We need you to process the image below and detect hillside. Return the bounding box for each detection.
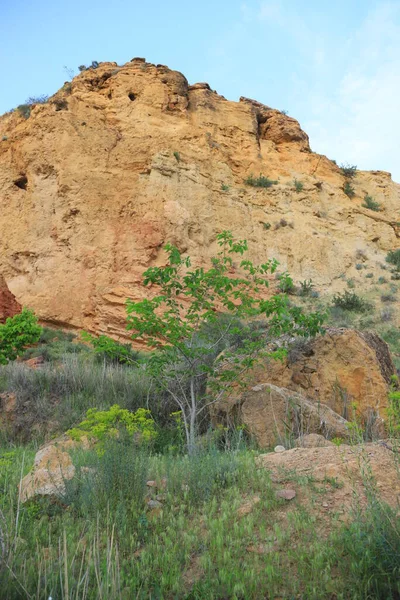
[1,58,399,338]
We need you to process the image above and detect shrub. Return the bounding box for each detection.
[362,195,381,212]
[52,98,68,111]
[244,174,278,188]
[365,273,373,279]
[67,405,157,444]
[65,440,149,518]
[25,95,48,105]
[278,271,295,294]
[293,179,304,192]
[299,279,314,296]
[332,291,373,313]
[262,222,271,230]
[378,276,387,284]
[355,264,363,270]
[381,294,396,303]
[386,249,400,271]
[343,182,355,198]
[0,309,41,365]
[81,331,140,365]
[173,151,180,162]
[78,65,87,72]
[221,183,229,191]
[340,163,357,178]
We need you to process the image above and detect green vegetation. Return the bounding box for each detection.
[386,249,400,271]
[343,181,356,198]
[0,309,41,365]
[221,183,229,191]
[244,174,278,188]
[332,290,373,313]
[173,151,181,162]
[262,221,271,230]
[299,279,314,296]
[126,232,324,452]
[68,405,157,444]
[340,163,357,178]
[293,178,304,192]
[81,331,140,365]
[362,194,381,212]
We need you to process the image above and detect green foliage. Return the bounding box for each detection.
[65,440,149,519]
[81,331,140,365]
[244,174,278,188]
[362,194,381,211]
[78,64,87,71]
[355,263,363,270]
[343,181,355,197]
[378,276,387,284]
[16,104,31,119]
[299,279,314,296]
[332,291,373,313]
[221,183,229,191]
[386,249,400,271]
[278,271,295,293]
[293,178,304,192]
[67,405,157,444]
[333,498,400,599]
[262,221,271,230]
[22,327,85,362]
[0,309,41,365]
[126,231,325,452]
[173,151,181,162]
[340,163,357,178]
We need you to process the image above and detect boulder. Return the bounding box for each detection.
[212,383,352,449]
[238,329,394,420]
[20,436,90,502]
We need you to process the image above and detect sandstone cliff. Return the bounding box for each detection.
[0,58,399,337]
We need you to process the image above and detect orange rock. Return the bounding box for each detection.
[0,60,398,338]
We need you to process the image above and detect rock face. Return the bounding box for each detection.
[0,275,21,323]
[0,59,399,337]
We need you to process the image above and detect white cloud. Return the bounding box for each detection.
[304,2,400,181]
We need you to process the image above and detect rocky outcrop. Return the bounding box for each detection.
[0,275,21,323]
[211,329,393,446]
[256,442,400,512]
[0,60,399,337]
[212,382,352,448]
[243,329,394,419]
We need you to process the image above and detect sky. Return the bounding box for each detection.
[1,0,399,181]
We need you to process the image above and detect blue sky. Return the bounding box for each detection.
[1,0,399,181]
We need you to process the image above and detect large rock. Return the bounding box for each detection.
[239,329,394,420]
[0,60,399,338]
[212,382,352,448]
[20,436,90,502]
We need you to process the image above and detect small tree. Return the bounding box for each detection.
[0,309,41,365]
[126,232,325,453]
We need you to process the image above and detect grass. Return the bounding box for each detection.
[343,181,356,198]
[2,328,400,598]
[1,439,400,599]
[332,290,373,313]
